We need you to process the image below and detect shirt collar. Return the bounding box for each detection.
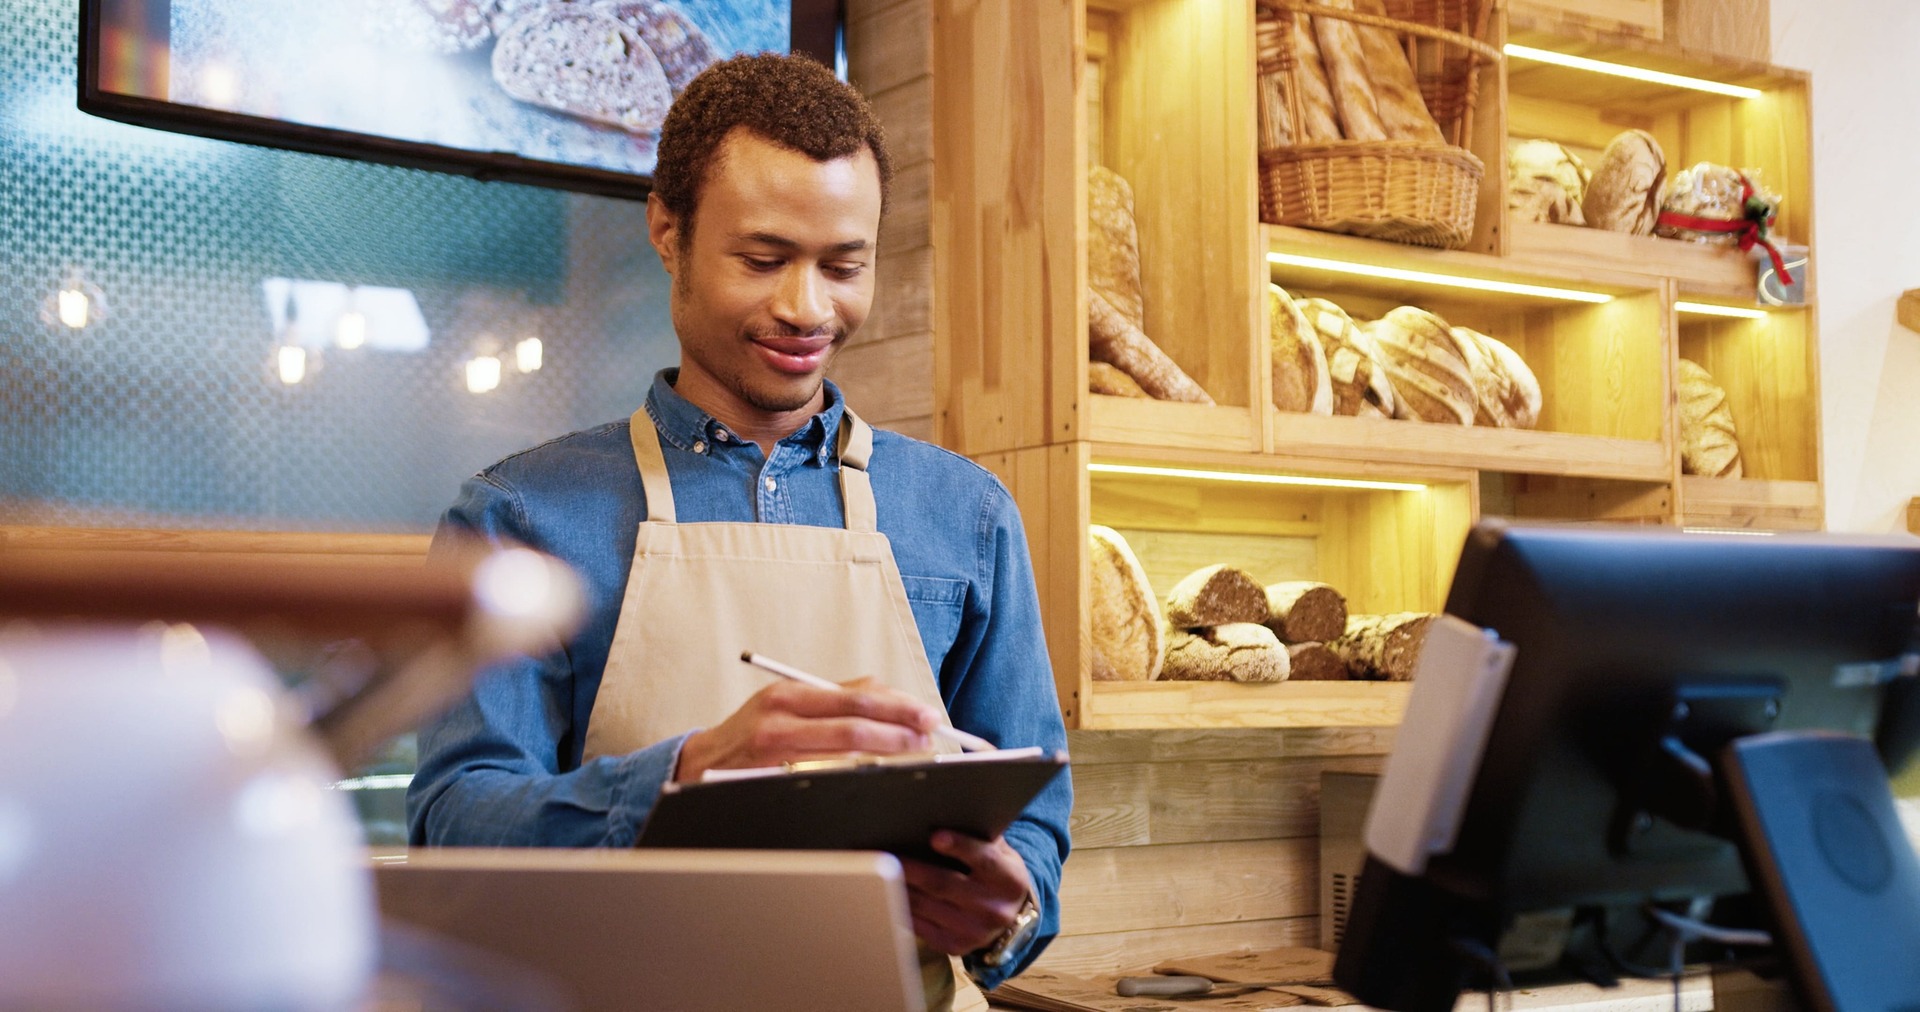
[643,368,846,458]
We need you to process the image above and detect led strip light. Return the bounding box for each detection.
[1265,251,1613,304]
[1090,461,1427,493]
[1504,44,1763,100]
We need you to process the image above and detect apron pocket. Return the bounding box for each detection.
[901,575,967,676]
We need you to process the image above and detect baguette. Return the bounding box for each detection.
[1350,0,1444,142]
[1089,361,1149,398]
[1088,290,1213,403]
[1312,0,1388,141]
[1289,11,1344,142]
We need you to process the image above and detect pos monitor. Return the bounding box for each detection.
[1335,520,1920,1012]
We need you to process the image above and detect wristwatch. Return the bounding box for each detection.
[976,893,1042,969]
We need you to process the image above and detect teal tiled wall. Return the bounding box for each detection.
[1,0,679,532]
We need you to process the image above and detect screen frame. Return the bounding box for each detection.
[76,0,846,201]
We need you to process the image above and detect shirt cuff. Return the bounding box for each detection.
[602,731,694,847]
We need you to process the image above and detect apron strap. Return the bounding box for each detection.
[629,405,877,533]
[838,410,878,534]
[629,409,677,523]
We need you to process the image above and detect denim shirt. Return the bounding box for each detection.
[406,370,1072,983]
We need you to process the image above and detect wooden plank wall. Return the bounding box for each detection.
[1040,727,1392,976]
[838,0,937,441]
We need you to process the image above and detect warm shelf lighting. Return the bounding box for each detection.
[1675,301,1769,320]
[1089,462,1426,493]
[1682,526,1777,537]
[1504,44,1763,100]
[1265,251,1613,304]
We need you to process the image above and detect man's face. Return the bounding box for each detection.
[648,128,883,417]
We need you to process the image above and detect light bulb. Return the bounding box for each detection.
[335,311,367,349]
[55,289,90,329]
[515,337,543,373]
[466,356,502,394]
[277,346,308,385]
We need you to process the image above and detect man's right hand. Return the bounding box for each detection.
[673,677,942,783]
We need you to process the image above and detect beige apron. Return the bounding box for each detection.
[583,406,990,1012]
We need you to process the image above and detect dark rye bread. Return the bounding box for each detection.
[598,0,721,94]
[1165,565,1269,629]
[1264,581,1348,644]
[1329,613,1435,682]
[492,5,673,134]
[1286,642,1348,681]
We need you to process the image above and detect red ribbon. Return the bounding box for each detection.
[1656,174,1794,284]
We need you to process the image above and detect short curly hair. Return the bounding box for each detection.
[652,53,893,245]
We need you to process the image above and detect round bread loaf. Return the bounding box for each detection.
[1297,297,1395,418]
[492,6,674,134]
[1508,139,1590,226]
[599,0,721,95]
[1678,359,1744,478]
[1269,286,1334,415]
[1163,624,1291,683]
[1165,564,1269,629]
[1583,129,1666,236]
[1367,307,1476,425]
[1089,526,1163,681]
[1452,326,1542,429]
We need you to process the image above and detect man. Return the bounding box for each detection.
[406,54,1071,1006]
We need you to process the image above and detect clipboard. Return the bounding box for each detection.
[635,748,1069,869]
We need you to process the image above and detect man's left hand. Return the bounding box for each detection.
[902,830,1034,956]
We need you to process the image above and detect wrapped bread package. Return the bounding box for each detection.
[1452,326,1542,429]
[1656,163,1782,248]
[1297,298,1396,418]
[1164,624,1292,683]
[1269,286,1334,415]
[1367,307,1477,425]
[1678,359,1744,478]
[1088,526,1163,681]
[1583,130,1667,235]
[1508,139,1590,226]
[1165,565,1270,629]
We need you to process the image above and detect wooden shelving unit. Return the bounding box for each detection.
[916,0,1822,730]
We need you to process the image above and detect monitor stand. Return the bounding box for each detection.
[1719,730,1920,1012]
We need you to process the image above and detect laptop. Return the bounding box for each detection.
[373,848,927,1012]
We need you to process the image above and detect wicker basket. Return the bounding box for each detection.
[1255,0,1502,249]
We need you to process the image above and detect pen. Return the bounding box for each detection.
[739,651,997,753]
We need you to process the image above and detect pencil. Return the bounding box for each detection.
[740,651,997,753]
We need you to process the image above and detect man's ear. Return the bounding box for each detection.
[646,193,681,274]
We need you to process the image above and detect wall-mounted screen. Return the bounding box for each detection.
[79,0,843,199]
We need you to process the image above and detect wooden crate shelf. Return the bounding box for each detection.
[1079,680,1412,730]
[1270,413,1669,482]
[1509,221,1758,304]
[1680,476,1822,532]
[916,0,1824,729]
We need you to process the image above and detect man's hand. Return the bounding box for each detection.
[903,831,1035,956]
[674,677,940,782]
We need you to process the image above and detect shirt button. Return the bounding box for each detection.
[714,429,732,442]
[692,440,707,454]
[764,477,777,492]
